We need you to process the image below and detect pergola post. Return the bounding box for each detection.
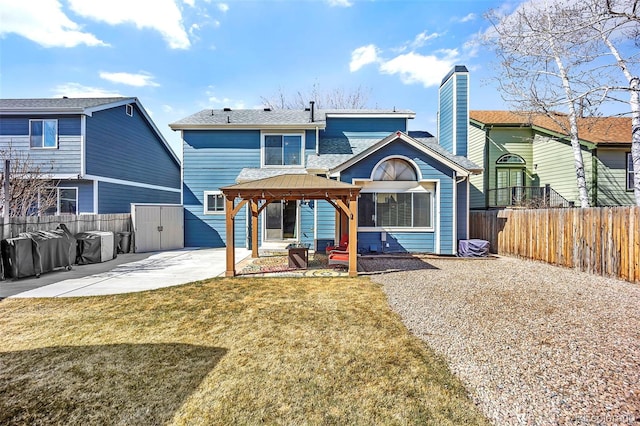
[348,195,358,277]
[251,199,259,258]
[225,196,235,277]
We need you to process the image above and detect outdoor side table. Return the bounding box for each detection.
[287,244,309,269]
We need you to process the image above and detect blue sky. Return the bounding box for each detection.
[0,0,538,156]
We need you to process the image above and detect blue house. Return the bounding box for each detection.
[171,66,480,256]
[0,97,181,214]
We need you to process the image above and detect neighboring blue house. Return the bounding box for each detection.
[0,97,181,214]
[171,66,481,255]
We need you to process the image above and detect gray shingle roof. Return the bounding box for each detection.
[170,108,415,128]
[307,137,382,170]
[0,97,132,111]
[307,133,482,173]
[171,109,323,128]
[237,167,308,182]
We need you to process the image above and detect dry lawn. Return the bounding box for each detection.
[0,277,488,425]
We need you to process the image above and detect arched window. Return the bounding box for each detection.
[496,153,526,164]
[372,158,417,181]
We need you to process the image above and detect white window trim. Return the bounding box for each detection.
[627,152,634,191]
[126,104,134,117]
[204,190,225,215]
[57,187,78,215]
[41,187,78,215]
[260,132,305,168]
[370,155,423,181]
[29,119,58,149]
[357,185,435,232]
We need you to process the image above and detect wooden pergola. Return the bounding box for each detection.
[220,174,361,277]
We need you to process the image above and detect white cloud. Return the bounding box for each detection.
[206,88,245,109]
[51,83,123,98]
[458,13,477,23]
[183,0,195,6]
[0,0,106,48]
[349,45,379,72]
[327,0,352,7]
[379,50,459,88]
[99,71,160,87]
[67,0,191,49]
[217,3,229,13]
[410,31,442,49]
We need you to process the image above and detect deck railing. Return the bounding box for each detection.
[487,185,574,209]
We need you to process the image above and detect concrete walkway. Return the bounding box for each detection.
[3,247,251,298]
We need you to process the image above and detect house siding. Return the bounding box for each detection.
[85,104,179,188]
[595,148,635,206]
[183,129,261,247]
[456,179,468,240]
[97,181,180,214]
[468,124,486,209]
[439,81,454,154]
[487,127,536,192]
[340,139,456,254]
[57,179,94,213]
[532,134,594,205]
[321,117,407,138]
[455,73,469,157]
[0,115,82,175]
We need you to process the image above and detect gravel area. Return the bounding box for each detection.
[365,255,640,425]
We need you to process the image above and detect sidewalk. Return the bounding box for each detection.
[1,247,251,299]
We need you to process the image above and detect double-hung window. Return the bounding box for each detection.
[627,153,635,191]
[30,119,58,148]
[263,134,303,166]
[358,191,432,228]
[204,191,225,214]
[41,187,78,215]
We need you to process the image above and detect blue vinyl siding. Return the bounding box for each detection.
[305,129,316,152]
[455,74,469,157]
[183,130,261,247]
[439,80,454,154]
[300,202,314,246]
[97,181,180,213]
[322,117,407,138]
[0,116,80,136]
[341,139,456,254]
[456,180,468,241]
[0,116,82,175]
[358,231,435,254]
[57,180,94,213]
[85,104,180,188]
[316,200,336,239]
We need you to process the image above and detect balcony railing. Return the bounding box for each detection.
[488,185,574,209]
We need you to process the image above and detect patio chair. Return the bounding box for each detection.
[325,234,349,254]
[328,248,350,268]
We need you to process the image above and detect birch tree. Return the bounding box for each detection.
[484,1,609,208]
[588,0,640,204]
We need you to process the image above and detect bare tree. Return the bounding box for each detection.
[484,1,604,207]
[261,83,371,110]
[1,145,57,217]
[588,0,640,205]
[485,0,640,206]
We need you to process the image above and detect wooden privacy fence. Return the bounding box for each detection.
[0,214,132,240]
[470,207,640,284]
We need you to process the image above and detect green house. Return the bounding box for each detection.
[468,111,634,209]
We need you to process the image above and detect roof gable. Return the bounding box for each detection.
[328,131,481,176]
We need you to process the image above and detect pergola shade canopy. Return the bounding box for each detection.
[220,173,360,199]
[220,174,361,277]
